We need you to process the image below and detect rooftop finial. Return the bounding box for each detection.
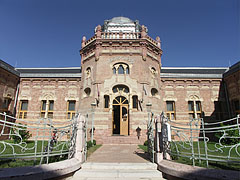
[156,36,161,48]
[81,36,86,48]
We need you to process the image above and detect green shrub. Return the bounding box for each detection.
[11,123,32,143]
[93,139,96,146]
[215,123,240,145]
[144,140,148,146]
[87,140,96,149]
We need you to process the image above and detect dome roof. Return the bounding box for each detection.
[109,16,134,24]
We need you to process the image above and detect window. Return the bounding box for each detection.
[2,98,11,111]
[86,67,91,78]
[18,100,28,119]
[151,88,158,96]
[132,95,138,109]
[104,95,110,108]
[112,85,129,93]
[113,67,116,74]
[188,101,202,119]
[126,67,129,74]
[118,65,124,74]
[41,100,54,119]
[166,101,175,120]
[150,67,157,77]
[84,88,91,96]
[112,63,129,75]
[67,100,76,119]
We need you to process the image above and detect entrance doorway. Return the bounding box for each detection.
[112,96,129,135]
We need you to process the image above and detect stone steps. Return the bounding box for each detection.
[81,162,158,170]
[71,162,164,180]
[100,136,142,144]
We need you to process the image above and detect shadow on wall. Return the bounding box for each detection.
[0,113,16,140]
[200,81,231,142]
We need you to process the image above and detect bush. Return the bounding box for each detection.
[93,139,96,146]
[11,123,32,143]
[215,123,240,145]
[144,140,148,146]
[87,140,96,149]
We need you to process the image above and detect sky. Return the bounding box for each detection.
[0,0,239,68]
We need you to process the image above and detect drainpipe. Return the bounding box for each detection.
[223,81,231,118]
[13,82,20,117]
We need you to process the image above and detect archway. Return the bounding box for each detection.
[112,96,129,135]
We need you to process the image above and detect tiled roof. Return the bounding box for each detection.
[223,61,240,78]
[0,59,20,76]
[161,67,228,79]
[16,67,81,78]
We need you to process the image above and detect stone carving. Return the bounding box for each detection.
[108,56,135,64]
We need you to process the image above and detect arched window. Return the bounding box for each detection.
[113,67,116,74]
[113,96,128,105]
[104,95,110,108]
[112,85,129,93]
[84,88,91,96]
[126,67,129,74]
[118,65,124,74]
[150,67,157,77]
[86,67,91,78]
[112,63,130,75]
[132,95,138,109]
[151,88,158,96]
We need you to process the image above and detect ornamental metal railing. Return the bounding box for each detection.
[147,112,155,162]
[0,112,78,166]
[160,113,240,169]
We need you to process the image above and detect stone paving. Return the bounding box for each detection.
[69,144,165,180]
[87,144,150,163]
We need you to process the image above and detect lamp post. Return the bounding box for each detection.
[91,102,96,143]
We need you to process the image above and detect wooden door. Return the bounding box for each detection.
[120,106,128,135]
[112,96,129,135]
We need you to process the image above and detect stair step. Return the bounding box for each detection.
[82,162,158,170]
[73,169,163,178]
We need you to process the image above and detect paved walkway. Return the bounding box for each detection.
[69,144,164,180]
[87,144,150,163]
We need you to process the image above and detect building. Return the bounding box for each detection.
[0,17,239,144]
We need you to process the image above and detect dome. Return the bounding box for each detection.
[101,17,143,33]
[108,16,134,24]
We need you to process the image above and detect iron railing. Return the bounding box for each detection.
[0,112,78,166]
[160,113,240,169]
[147,112,155,162]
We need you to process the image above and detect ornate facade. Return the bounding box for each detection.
[0,17,239,144]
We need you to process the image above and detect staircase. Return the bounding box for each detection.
[71,162,164,180]
[99,135,144,145]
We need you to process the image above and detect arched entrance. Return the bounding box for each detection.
[112,96,129,135]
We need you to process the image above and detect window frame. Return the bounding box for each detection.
[41,100,54,119]
[132,95,138,110]
[166,101,176,120]
[67,100,76,119]
[18,100,28,119]
[104,95,110,109]
[188,100,202,119]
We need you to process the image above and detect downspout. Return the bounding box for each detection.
[13,82,20,117]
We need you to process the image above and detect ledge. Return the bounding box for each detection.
[0,158,81,180]
[158,160,240,180]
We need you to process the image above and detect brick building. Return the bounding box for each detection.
[0,17,239,144]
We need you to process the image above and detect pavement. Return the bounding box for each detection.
[68,144,165,180]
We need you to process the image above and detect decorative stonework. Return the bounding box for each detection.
[108,56,135,64]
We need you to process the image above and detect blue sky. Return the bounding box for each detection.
[0,0,239,68]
